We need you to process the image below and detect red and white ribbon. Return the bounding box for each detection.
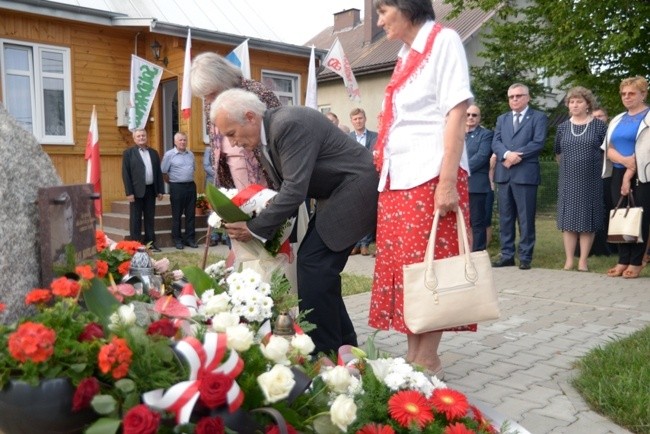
[143,332,244,424]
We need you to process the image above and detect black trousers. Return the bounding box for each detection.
[169,182,197,244]
[469,192,488,251]
[297,217,357,355]
[129,184,157,244]
[610,168,650,266]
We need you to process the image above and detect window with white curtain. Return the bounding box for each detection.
[1,40,73,144]
[260,70,300,106]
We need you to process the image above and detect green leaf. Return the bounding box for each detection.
[206,183,250,223]
[115,378,136,393]
[181,265,216,297]
[85,417,122,434]
[84,278,120,325]
[91,394,118,415]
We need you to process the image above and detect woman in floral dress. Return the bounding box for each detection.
[368,0,475,378]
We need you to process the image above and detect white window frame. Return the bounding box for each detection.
[1,39,73,144]
[260,70,300,106]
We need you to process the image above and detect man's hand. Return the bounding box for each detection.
[225,221,253,242]
[502,151,523,168]
[126,194,135,202]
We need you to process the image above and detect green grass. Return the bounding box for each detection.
[572,327,650,434]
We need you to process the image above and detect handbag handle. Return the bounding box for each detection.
[612,191,636,218]
[422,207,478,291]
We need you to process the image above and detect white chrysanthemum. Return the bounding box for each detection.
[430,375,447,390]
[383,372,407,391]
[242,303,263,323]
[239,268,262,287]
[200,292,231,316]
[347,375,363,396]
[258,282,272,296]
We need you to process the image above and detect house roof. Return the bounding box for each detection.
[0,0,322,58]
[307,1,496,81]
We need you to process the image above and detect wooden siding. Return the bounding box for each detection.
[1,10,310,211]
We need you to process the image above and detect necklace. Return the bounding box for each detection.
[570,120,590,137]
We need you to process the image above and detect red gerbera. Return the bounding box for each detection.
[469,405,497,434]
[96,230,108,252]
[75,264,95,280]
[430,388,470,421]
[443,422,476,434]
[95,259,109,278]
[98,336,133,379]
[388,390,434,428]
[8,322,56,363]
[355,423,396,434]
[50,276,81,298]
[25,288,53,305]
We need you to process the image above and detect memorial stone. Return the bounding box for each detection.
[0,104,61,323]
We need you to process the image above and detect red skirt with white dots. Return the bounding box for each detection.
[368,168,478,334]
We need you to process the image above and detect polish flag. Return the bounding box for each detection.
[181,28,192,119]
[85,105,102,217]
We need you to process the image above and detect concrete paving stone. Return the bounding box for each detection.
[470,383,518,406]
[516,362,571,380]
[485,341,532,357]
[516,384,564,405]
[518,412,570,434]
[504,335,557,350]
[451,351,502,369]
[560,329,604,343]
[453,370,509,392]
[493,395,546,425]
[475,361,524,379]
[499,351,550,367]
[561,415,632,434]
[493,371,542,392]
[532,394,582,422]
[544,336,589,352]
[542,353,578,370]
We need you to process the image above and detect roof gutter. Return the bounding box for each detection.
[0,0,124,25]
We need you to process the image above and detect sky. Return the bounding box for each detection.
[228,0,365,45]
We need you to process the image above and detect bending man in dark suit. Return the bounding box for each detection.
[121,128,165,252]
[492,83,548,269]
[465,104,494,251]
[211,89,379,355]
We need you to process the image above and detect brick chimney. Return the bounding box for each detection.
[364,0,381,44]
[333,8,361,31]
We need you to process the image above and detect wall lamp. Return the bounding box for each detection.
[150,40,168,67]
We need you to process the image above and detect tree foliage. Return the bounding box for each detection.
[446,0,650,119]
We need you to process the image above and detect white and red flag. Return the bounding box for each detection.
[85,105,102,218]
[181,28,192,119]
[323,38,361,102]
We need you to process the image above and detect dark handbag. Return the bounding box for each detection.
[607,193,644,243]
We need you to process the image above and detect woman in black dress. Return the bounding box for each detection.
[555,86,607,271]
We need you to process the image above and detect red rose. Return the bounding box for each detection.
[266,423,298,434]
[122,404,160,434]
[195,416,226,434]
[198,372,233,409]
[147,318,178,338]
[72,377,100,412]
[78,322,104,342]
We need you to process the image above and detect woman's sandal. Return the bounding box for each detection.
[607,265,627,277]
[622,265,643,279]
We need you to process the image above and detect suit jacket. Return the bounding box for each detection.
[349,129,378,152]
[492,108,548,185]
[466,126,494,193]
[248,106,379,252]
[122,146,165,198]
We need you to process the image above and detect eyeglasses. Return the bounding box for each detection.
[466,113,479,118]
[508,94,528,100]
[620,91,638,97]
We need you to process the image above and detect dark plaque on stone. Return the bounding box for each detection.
[38,184,97,286]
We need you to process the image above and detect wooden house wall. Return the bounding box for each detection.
[0,10,310,212]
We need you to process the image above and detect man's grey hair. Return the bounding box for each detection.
[210,88,267,124]
[190,52,242,98]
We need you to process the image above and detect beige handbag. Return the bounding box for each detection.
[403,208,500,333]
[607,194,644,243]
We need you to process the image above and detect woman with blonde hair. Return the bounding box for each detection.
[603,76,650,278]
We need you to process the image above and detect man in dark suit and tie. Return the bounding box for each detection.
[212,89,379,355]
[121,128,165,252]
[491,83,548,269]
[465,104,494,251]
[349,107,378,256]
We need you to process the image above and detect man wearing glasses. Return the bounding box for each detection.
[465,104,494,251]
[491,83,548,269]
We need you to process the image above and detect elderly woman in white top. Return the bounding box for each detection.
[367,0,475,378]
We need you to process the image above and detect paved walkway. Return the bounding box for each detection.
[342,254,648,434]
